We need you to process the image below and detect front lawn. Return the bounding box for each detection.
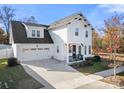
[0,58,44,89]
[78,62,109,75]
[71,60,110,75]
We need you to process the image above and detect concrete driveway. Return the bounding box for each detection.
[21,59,114,89]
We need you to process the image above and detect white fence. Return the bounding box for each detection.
[0,44,11,49]
[0,48,14,59]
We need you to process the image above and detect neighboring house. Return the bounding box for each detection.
[9,13,94,64]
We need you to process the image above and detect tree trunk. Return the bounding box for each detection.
[113,49,116,79]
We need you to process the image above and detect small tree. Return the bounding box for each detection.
[104,14,123,79]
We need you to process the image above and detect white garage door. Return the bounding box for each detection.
[21,47,51,61]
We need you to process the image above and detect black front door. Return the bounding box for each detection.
[72,45,76,60]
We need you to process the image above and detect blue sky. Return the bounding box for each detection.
[0,4,124,34]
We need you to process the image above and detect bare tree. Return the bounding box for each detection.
[0,5,15,39]
[22,16,37,23]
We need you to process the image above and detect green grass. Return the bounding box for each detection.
[77,62,110,75]
[0,59,44,89]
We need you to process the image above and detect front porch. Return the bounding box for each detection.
[66,43,85,64]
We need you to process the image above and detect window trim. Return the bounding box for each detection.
[75,28,79,36]
[37,30,40,37]
[32,30,35,37]
[78,46,81,54]
[85,31,88,38]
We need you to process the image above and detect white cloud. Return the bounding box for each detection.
[98,4,124,13]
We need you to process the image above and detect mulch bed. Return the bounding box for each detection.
[102,76,124,87]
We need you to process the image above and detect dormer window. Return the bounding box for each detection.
[32,30,35,37]
[37,30,40,37]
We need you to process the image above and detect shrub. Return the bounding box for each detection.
[7,57,19,67]
[85,57,93,62]
[93,55,101,62]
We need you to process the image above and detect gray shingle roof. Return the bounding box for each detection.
[11,21,53,44]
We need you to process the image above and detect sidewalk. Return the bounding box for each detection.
[95,66,124,77]
[77,81,117,89]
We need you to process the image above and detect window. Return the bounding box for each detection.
[89,45,91,54]
[69,46,72,53]
[84,46,87,55]
[44,48,49,50]
[32,30,35,37]
[37,30,40,37]
[78,46,81,54]
[85,31,88,38]
[75,28,79,36]
[30,48,37,50]
[57,46,59,53]
[38,48,43,50]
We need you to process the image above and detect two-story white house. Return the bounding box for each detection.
[9,13,94,64]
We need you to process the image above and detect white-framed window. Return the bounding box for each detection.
[37,30,40,37]
[38,48,43,50]
[75,28,79,36]
[57,46,59,53]
[32,30,35,37]
[78,46,81,54]
[69,46,72,53]
[85,31,88,38]
[84,46,87,55]
[89,45,91,54]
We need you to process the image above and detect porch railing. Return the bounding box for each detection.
[69,54,83,62]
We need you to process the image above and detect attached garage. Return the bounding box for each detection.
[16,44,53,62]
[10,21,54,62]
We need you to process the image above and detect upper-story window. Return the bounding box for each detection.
[37,30,40,37]
[75,28,79,36]
[32,30,35,37]
[85,31,88,38]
